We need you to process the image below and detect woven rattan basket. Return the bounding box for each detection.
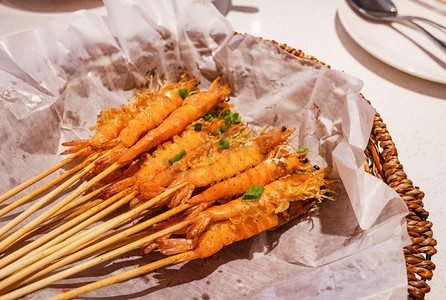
[254,36,437,299]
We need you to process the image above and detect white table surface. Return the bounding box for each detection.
[1,0,445,299]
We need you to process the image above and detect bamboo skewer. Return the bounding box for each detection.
[0,217,195,300]
[0,189,129,271]
[0,190,134,282]
[50,252,191,300]
[0,184,186,290]
[0,161,121,252]
[0,183,108,249]
[43,182,111,221]
[8,202,193,291]
[0,163,93,242]
[0,149,87,205]
[0,157,88,219]
[30,185,109,236]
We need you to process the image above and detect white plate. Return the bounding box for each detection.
[338,0,446,84]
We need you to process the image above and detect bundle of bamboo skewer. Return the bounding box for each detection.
[0,74,334,299]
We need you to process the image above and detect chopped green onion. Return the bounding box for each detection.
[168,150,186,164]
[299,169,309,173]
[179,88,190,99]
[203,113,214,121]
[194,123,202,131]
[220,124,229,131]
[218,139,230,149]
[242,186,265,202]
[213,123,230,136]
[219,109,231,119]
[297,147,309,153]
[228,112,240,124]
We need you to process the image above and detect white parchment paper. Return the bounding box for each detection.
[0,0,411,298]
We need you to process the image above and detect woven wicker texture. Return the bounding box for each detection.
[250,34,437,299]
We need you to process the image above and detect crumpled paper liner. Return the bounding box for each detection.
[0,0,410,298]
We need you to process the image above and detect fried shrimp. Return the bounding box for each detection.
[141,150,312,254]
[114,78,231,165]
[135,127,293,204]
[152,167,334,260]
[167,200,315,262]
[80,78,230,178]
[108,78,199,149]
[102,118,243,197]
[186,167,334,239]
[61,77,198,155]
[186,152,311,206]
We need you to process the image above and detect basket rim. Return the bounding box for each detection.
[247,33,437,300]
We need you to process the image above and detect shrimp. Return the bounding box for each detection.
[183,167,332,239]
[84,82,231,178]
[135,127,293,204]
[151,168,333,260]
[186,152,312,206]
[165,127,294,208]
[155,199,316,261]
[144,167,333,254]
[102,117,234,197]
[61,77,198,155]
[113,78,231,165]
[141,151,312,253]
[103,78,199,149]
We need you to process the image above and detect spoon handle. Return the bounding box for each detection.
[404,16,446,32]
[398,17,446,56]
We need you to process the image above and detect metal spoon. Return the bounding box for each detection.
[346,0,446,56]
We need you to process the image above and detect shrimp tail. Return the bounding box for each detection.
[60,140,91,155]
[168,184,195,208]
[186,214,211,240]
[157,238,197,256]
[102,177,136,197]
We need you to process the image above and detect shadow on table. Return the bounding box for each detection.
[213,0,259,16]
[334,12,446,99]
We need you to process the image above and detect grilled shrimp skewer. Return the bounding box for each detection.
[133,127,293,204]
[102,116,241,197]
[156,167,334,259]
[94,78,230,169]
[0,76,196,209]
[185,151,311,206]
[141,151,312,254]
[0,79,230,252]
[78,77,230,179]
[61,76,198,154]
[41,168,334,300]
